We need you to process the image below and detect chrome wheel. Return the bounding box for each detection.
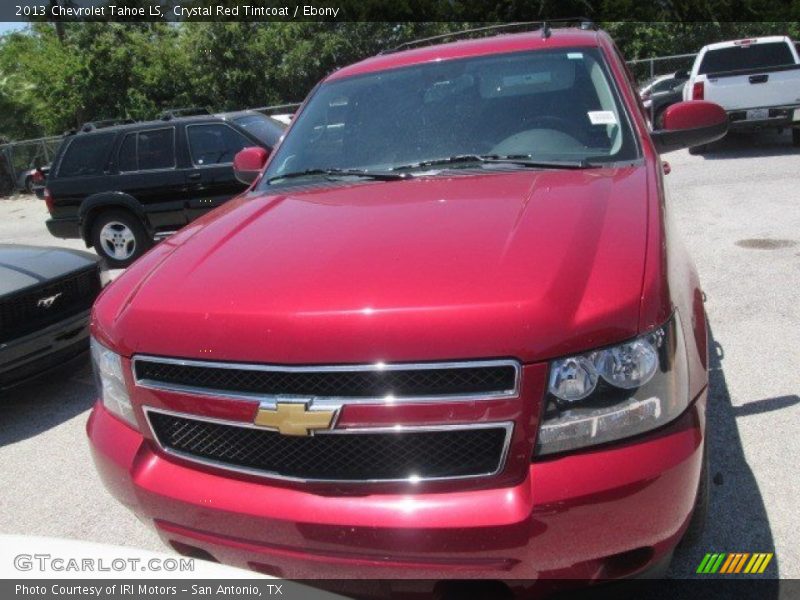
[99,221,136,261]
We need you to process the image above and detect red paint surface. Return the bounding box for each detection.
[88,27,709,582]
[663,100,727,131]
[90,394,705,579]
[232,146,269,180]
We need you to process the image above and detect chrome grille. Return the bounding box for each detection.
[134,357,519,402]
[147,409,512,483]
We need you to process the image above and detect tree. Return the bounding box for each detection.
[2,20,799,141]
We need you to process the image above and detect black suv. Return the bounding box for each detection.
[44,110,285,267]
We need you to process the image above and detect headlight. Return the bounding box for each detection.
[90,337,138,429]
[536,314,688,456]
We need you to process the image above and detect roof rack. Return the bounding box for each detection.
[79,118,136,133]
[159,107,211,120]
[380,18,597,54]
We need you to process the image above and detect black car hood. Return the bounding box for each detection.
[0,245,100,296]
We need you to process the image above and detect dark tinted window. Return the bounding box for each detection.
[117,133,137,171]
[187,124,252,165]
[137,128,175,170]
[699,42,795,74]
[232,114,285,147]
[58,133,115,178]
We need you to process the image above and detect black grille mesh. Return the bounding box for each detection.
[135,361,516,398]
[148,411,508,481]
[0,268,100,343]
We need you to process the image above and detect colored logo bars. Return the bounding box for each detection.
[696,552,773,574]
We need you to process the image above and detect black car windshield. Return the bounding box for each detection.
[232,114,285,147]
[261,47,638,186]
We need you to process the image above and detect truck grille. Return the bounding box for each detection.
[134,359,518,400]
[147,409,512,482]
[0,267,100,344]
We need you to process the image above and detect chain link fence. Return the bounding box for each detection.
[0,136,62,197]
[626,52,698,87]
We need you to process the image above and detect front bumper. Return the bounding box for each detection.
[0,310,91,389]
[88,391,706,584]
[727,105,800,130]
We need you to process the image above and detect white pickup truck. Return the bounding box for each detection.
[683,36,800,152]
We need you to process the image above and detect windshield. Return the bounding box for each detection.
[261,47,638,185]
[232,114,285,147]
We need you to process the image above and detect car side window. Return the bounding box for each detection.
[187,124,252,166]
[117,133,137,172]
[138,128,175,170]
[653,79,674,93]
[57,133,116,178]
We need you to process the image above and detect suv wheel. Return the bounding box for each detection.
[792,127,800,147]
[91,210,151,268]
[688,144,707,155]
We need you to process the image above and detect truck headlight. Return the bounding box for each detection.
[90,337,137,429]
[536,314,688,456]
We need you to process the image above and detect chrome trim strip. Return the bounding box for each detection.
[132,355,521,407]
[143,406,514,484]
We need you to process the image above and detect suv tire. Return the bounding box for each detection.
[688,144,707,155]
[91,209,152,268]
[792,127,800,147]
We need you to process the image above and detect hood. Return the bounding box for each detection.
[0,245,99,296]
[96,167,653,364]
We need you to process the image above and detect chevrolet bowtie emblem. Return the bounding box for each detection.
[253,402,336,436]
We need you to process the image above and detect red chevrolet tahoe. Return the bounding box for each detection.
[87,22,728,593]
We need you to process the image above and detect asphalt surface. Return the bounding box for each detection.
[0,130,798,582]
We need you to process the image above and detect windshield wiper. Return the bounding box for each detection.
[391,154,597,171]
[267,168,411,184]
[390,154,493,171]
[484,154,596,169]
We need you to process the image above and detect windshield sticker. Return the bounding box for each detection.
[567,52,584,59]
[588,111,618,125]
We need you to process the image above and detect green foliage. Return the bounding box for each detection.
[0,20,798,141]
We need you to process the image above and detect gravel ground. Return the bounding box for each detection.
[0,130,798,580]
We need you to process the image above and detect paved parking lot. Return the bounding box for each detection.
[1,130,798,580]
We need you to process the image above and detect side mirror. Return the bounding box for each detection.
[233,146,269,185]
[673,69,690,81]
[650,101,728,153]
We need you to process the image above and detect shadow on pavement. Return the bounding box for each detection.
[700,129,798,160]
[669,322,781,595]
[0,354,95,446]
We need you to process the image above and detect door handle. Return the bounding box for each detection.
[188,172,202,180]
[749,74,768,84]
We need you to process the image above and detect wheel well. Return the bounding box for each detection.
[81,204,146,247]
